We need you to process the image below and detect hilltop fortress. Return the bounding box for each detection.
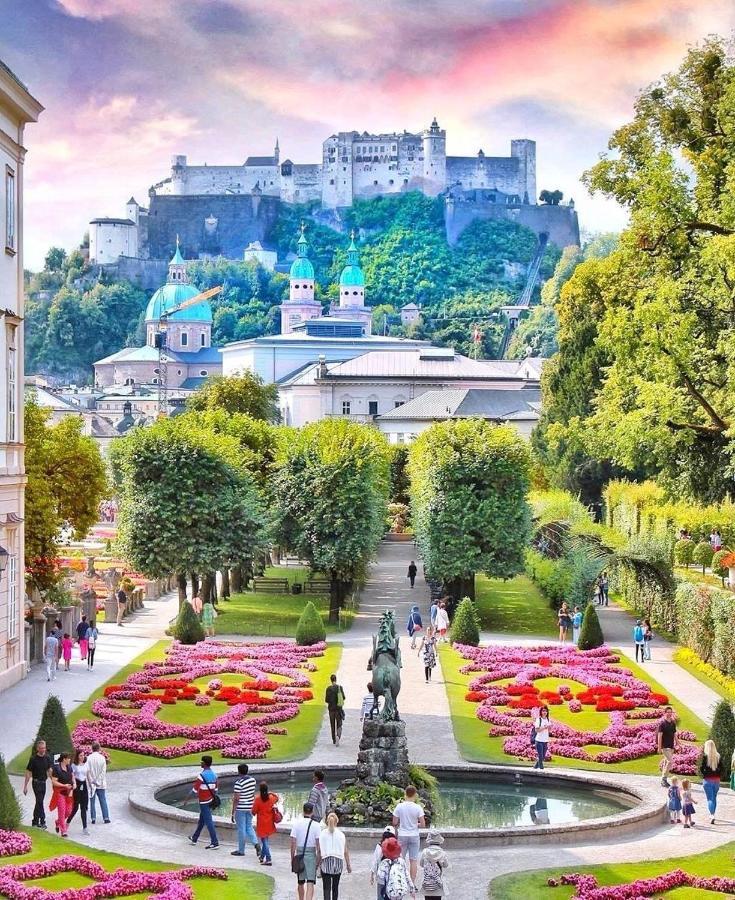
[89,119,578,275]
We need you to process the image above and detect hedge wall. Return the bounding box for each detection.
[673,582,735,678]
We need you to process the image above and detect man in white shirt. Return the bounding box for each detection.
[290,802,319,900]
[86,742,110,824]
[392,785,425,882]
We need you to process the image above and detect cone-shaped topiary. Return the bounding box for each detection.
[0,754,20,831]
[35,695,73,760]
[449,597,480,646]
[577,602,604,650]
[173,600,205,644]
[295,601,326,646]
[709,699,735,780]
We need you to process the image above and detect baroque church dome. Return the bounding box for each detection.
[289,225,315,280]
[339,235,365,287]
[145,242,213,323]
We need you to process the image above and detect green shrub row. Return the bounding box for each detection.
[525,547,601,609]
[674,582,735,678]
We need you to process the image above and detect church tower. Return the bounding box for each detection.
[280,223,321,335]
[330,232,372,334]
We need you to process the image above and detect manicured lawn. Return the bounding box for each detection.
[11,640,341,772]
[474,574,557,638]
[673,648,735,704]
[440,645,708,776]
[0,828,272,899]
[490,840,735,899]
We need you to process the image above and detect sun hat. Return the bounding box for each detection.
[381,837,401,860]
[425,828,444,845]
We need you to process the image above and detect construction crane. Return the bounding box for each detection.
[155,285,223,416]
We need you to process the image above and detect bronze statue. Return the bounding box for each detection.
[368,610,402,721]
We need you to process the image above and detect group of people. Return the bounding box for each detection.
[593,573,610,606]
[43,616,99,681]
[633,619,654,662]
[23,739,110,836]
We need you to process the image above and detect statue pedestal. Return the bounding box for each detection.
[356,720,409,787]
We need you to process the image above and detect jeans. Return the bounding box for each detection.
[328,709,343,744]
[635,642,645,662]
[68,783,88,828]
[322,871,341,900]
[45,656,56,680]
[235,809,258,853]
[87,647,96,668]
[572,627,580,645]
[90,788,109,823]
[31,779,47,826]
[703,779,720,816]
[644,640,652,661]
[259,835,271,862]
[192,802,218,845]
[534,741,547,769]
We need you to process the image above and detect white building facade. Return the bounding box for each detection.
[0,60,42,692]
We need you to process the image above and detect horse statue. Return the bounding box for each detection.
[368,610,402,721]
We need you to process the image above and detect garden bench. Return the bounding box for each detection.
[252,577,290,593]
[303,579,330,595]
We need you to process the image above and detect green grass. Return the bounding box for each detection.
[490,840,735,899]
[474,574,557,638]
[674,565,725,589]
[1,828,272,899]
[11,640,341,772]
[440,645,708,776]
[674,649,735,704]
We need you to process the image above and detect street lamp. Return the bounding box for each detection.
[0,545,9,578]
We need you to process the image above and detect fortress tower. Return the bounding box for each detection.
[422,117,446,195]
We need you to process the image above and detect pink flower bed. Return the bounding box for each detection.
[456,643,699,772]
[72,639,326,760]
[548,869,735,898]
[0,832,31,858]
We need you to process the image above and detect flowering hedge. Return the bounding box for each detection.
[456,643,699,771]
[548,869,735,898]
[72,639,326,759]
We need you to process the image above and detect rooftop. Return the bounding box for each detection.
[89,217,136,226]
[319,350,537,380]
[244,156,277,166]
[376,388,541,421]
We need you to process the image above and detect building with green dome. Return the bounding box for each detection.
[330,232,373,334]
[280,224,322,335]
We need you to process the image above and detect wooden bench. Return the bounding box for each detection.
[303,579,330,595]
[252,577,290,593]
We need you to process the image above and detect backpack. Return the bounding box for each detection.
[421,858,444,893]
[386,860,411,900]
[634,626,644,642]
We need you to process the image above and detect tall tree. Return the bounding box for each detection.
[186,373,279,422]
[408,420,531,603]
[273,419,390,623]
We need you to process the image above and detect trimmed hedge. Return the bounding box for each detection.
[578,602,604,650]
[0,755,20,831]
[709,700,735,781]
[173,601,205,644]
[35,695,73,759]
[295,601,326,646]
[693,541,714,573]
[673,582,735,678]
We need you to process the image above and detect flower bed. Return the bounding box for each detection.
[548,869,735,898]
[72,639,327,760]
[456,643,700,771]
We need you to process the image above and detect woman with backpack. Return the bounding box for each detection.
[377,835,416,899]
[85,620,98,670]
[252,781,280,865]
[419,829,449,898]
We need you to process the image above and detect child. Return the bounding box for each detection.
[61,633,73,672]
[667,776,682,824]
[572,607,583,645]
[681,779,696,828]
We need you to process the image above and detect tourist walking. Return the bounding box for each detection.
[61,633,73,672]
[600,572,609,606]
[392,785,426,884]
[188,755,219,848]
[44,630,59,682]
[643,619,653,661]
[633,620,646,663]
[85,620,98,670]
[202,599,217,637]
[50,752,74,837]
[76,615,89,662]
[51,619,63,669]
[115,584,127,626]
[657,706,679,787]
[407,561,418,589]
[290,802,319,900]
[419,828,449,899]
[532,705,551,770]
[308,770,329,823]
[681,779,696,828]
[66,749,90,834]
[418,627,437,683]
[370,826,396,899]
[429,600,438,630]
[700,739,723,824]
[377,836,416,899]
[434,602,449,643]
[230,763,260,857]
[87,741,110,824]
[558,603,571,644]
[361,682,380,721]
[710,529,722,552]
[407,605,423,649]
[667,777,682,824]
[572,607,582,645]
[325,674,346,746]
[318,812,352,900]
[252,781,279,866]
[23,739,52,829]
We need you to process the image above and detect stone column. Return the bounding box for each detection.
[32,614,46,663]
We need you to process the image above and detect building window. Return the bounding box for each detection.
[180,332,188,347]
[5,167,15,253]
[396,433,405,444]
[7,341,16,442]
[152,377,159,384]
[7,540,17,640]
[368,400,378,416]
[394,400,405,408]
[200,332,206,347]
[342,400,351,416]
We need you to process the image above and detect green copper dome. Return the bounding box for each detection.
[339,235,365,287]
[145,283,212,323]
[290,226,314,280]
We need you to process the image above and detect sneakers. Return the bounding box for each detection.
[711,817,716,824]
[82,828,90,835]
[187,837,196,845]
[205,843,219,850]
[230,851,244,857]
[661,778,670,787]
[103,819,111,824]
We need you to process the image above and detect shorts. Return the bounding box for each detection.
[399,834,420,860]
[297,848,317,884]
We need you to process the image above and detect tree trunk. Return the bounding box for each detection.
[445,574,475,616]
[176,572,187,608]
[328,574,348,625]
[231,565,242,593]
[201,572,215,605]
[242,558,254,589]
[221,568,231,601]
[190,572,200,598]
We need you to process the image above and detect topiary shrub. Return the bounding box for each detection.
[449,597,480,646]
[693,541,714,574]
[36,695,73,759]
[675,539,694,568]
[712,549,730,586]
[577,602,604,650]
[0,754,20,831]
[295,601,326,646]
[173,601,205,644]
[709,699,735,781]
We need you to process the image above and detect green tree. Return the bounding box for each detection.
[389,446,410,506]
[539,189,563,205]
[693,540,714,574]
[408,420,531,603]
[0,755,20,831]
[274,419,390,623]
[711,548,730,585]
[674,539,694,568]
[25,399,107,591]
[577,602,604,650]
[44,246,66,272]
[186,373,279,422]
[709,700,735,780]
[173,601,205,644]
[35,695,73,759]
[295,601,327,645]
[449,597,480,646]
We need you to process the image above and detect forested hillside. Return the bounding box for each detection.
[25,193,560,382]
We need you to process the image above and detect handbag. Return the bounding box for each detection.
[291,819,313,875]
[272,795,283,825]
[203,775,221,810]
[530,726,537,746]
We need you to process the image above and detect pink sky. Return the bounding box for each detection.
[2,0,734,268]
